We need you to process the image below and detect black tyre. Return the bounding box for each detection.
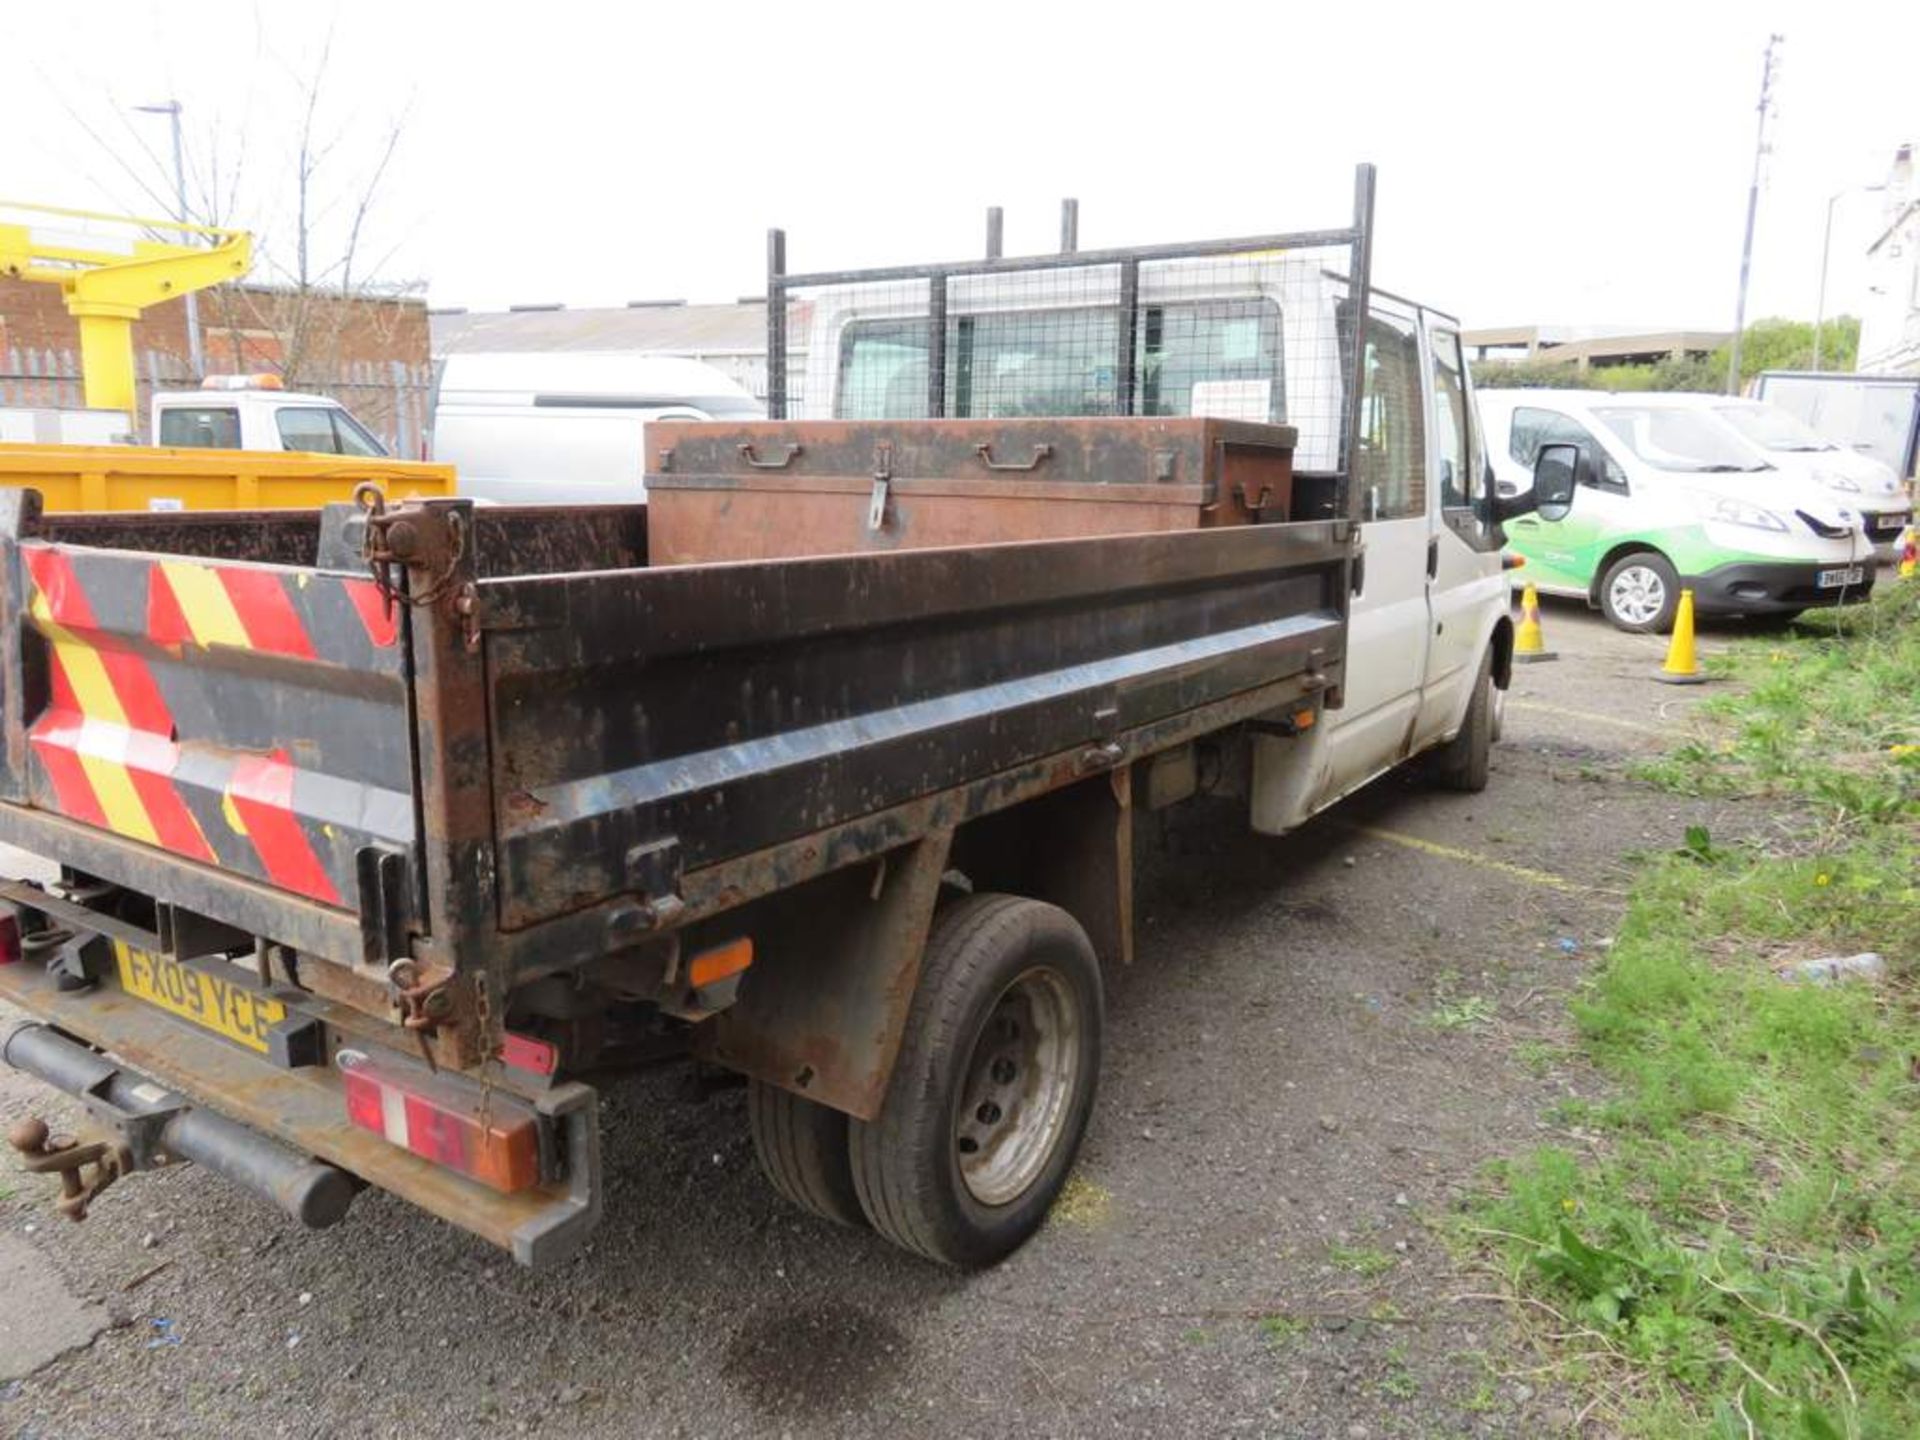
[850,893,1103,1268]
[1599,551,1680,633]
[1429,649,1494,793]
[747,1079,867,1229]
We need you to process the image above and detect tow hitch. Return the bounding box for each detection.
[8,1117,126,1221]
[1,1019,359,1229]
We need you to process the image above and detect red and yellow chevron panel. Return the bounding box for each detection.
[20,544,415,911]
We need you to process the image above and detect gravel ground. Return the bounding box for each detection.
[0,599,1770,1439]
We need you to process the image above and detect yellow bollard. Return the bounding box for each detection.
[1513,582,1557,663]
[1655,588,1707,685]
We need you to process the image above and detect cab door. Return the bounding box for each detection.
[1414,322,1506,744]
[1317,299,1433,800]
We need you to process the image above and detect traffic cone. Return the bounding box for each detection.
[1899,524,1917,580]
[1513,583,1557,663]
[1655,588,1707,685]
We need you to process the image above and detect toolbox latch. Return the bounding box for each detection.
[867,443,893,532]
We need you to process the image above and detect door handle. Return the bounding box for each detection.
[1426,535,1439,580]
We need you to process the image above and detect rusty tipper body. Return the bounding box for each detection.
[0,465,1353,1263]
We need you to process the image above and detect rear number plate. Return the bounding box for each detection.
[1817,567,1865,589]
[114,942,286,1053]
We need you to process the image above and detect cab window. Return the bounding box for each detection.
[158,406,239,449]
[1353,305,1426,520]
[835,299,1286,422]
[1138,300,1283,422]
[1429,326,1471,509]
[949,307,1120,417]
[836,320,931,420]
[275,407,386,456]
[330,411,387,457]
[1508,406,1629,493]
[276,408,338,452]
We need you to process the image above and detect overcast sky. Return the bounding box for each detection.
[6,0,1916,334]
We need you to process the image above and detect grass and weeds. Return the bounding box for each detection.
[1329,1242,1398,1278]
[1467,584,1920,1438]
[1426,966,1499,1030]
[1257,1313,1306,1347]
[1378,1341,1421,1399]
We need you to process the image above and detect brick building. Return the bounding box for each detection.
[0,279,433,453]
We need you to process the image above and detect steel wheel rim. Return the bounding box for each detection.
[954,966,1081,1206]
[1609,565,1667,626]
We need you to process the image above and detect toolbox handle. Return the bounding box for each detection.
[738,442,804,470]
[973,442,1053,473]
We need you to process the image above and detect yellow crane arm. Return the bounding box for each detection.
[0,201,252,414]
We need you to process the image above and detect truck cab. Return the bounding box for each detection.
[789,247,1517,828]
[151,376,389,457]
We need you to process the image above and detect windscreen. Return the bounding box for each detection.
[1592,406,1771,473]
[1711,403,1836,453]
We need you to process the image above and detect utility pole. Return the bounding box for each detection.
[1812,183,1884,372]
[134,100,203,378]
[1727,35,1784,395]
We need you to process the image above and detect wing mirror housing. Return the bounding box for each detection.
[1493,443,1581,523]
[1531,443,1579,521]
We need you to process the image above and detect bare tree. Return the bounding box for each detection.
[172,26,424,442]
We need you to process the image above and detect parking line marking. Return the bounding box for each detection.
[1508,701,1665,737]
[1341,824,1594,893]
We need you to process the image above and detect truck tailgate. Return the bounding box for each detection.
[0,498,417,967]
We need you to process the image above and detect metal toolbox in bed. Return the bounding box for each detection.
[643,417,1298,564]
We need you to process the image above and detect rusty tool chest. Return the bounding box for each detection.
[643,416,1298,564]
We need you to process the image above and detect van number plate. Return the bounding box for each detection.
[1816,567,1865,589]
[114,942,286,1053]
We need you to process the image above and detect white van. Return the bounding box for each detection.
[1482,389,1874,630]
[1694,397,1910,559]
[431,352,763,504]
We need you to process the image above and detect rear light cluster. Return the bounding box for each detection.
[0,906,20,965]
[338,1051,541,1193]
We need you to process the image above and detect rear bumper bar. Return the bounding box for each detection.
[2,1017,358,1227]
[0,944,601,1266]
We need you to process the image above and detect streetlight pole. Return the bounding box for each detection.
[1812,183,1884,373]
[1728,35,1785,395]
[134,100,202,378]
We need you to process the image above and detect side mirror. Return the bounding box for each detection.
[1531,442,1579,522]
[1490,443,1582,523]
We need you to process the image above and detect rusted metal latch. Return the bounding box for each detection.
[356,484,475,646]
[8,1117,128,1222]
[387,959,456,1031]
[387,958,461,1072]
[868,443,893,532]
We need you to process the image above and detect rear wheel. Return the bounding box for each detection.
[850,893,1102,1268]
[747,1080,867,1229]
[1599,551,1680,633]
[1429,649,1494,793]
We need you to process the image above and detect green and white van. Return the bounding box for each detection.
[1480,390,1876,631]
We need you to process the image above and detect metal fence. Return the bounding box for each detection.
[0,346,433,457]
[766,165,1375,487]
